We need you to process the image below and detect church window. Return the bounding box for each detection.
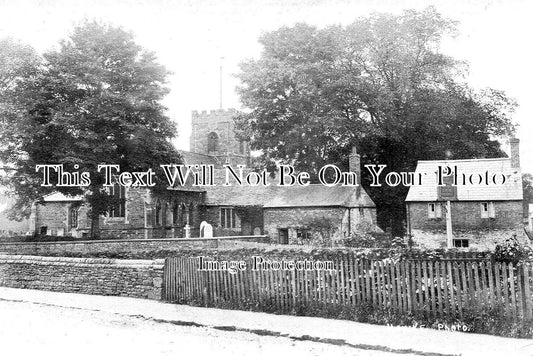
[108,185,126,218]
[69,207,79,229]
[155,200,162,226]
[220,207,236,228]
[208,132,219,153]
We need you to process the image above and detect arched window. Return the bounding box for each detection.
[165,202,172,227]
[155,200,162,226]
[189,203,195,226]
[207,132,219,153]
[172,202,179,226]
[109,185,126,218]
[69,207,79,229]
[178,203,186,226]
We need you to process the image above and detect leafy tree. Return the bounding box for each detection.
[0,21,181,237]
[235,7,516,235]
[0,38,42,216]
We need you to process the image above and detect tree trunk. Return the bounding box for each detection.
[90,214,100,239]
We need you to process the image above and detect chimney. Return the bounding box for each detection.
[349,146,361,182]
[510,138,520,169]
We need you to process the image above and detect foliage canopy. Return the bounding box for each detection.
[0,21,181,235]
[235,7,516,233]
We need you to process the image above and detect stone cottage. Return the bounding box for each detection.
[405,138,525,249]
[262,184,376,244]
[28,108,378,244]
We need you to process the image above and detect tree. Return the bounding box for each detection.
[235,7,516,235]
[0,38,42,218]
[0,21,181,237]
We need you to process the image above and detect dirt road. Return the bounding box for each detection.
[0,298,415,356]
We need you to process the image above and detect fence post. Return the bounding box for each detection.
[524,263,532,320]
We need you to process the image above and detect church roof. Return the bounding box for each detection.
[203,183,375,208]
[178,150,220,166]
[264,185,375,208]
[171,150,377,209]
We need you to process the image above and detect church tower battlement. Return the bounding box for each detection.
[190,108,250,166]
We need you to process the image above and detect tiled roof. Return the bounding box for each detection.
[405,158,523,202]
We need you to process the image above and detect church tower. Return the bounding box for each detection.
[189,108,250,167]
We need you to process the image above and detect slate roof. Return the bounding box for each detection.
[264,185,375,208]
[167,156,377,208]
[202,184,276,206]
[203,184,375,208]
[405,158,523,202]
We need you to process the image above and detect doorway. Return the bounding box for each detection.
[278,228,289,244]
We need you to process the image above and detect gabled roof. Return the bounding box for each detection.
[264,184,375,208]
[405,157,523,202]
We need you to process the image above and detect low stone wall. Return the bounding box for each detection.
[410,228,529,250]
[0,255,164,299]
[0,235,270,256]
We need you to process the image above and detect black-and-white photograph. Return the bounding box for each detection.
[0,0,532,355]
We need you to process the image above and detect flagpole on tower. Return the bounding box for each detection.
[219,56,224,109]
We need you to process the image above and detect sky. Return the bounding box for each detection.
[0,0,531,173]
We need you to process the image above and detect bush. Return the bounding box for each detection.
[340,231,403,249]
[493,235,533,263]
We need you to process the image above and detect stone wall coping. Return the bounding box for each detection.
[0,235,268,246]
[0,254,165,268]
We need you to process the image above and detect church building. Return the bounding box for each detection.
[29,109,379,245]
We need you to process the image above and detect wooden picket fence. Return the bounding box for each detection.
[163,256,533,320]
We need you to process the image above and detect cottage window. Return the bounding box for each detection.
[296,229,312,240]
[220,207,236,228]
[428,203,442,219]
[453,239,469,248]
[108,185,126,218]
[481,202,495,219]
